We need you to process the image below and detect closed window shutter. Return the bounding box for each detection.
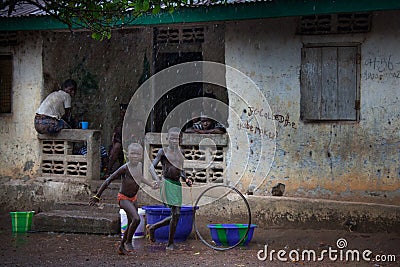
[301,45,358,121]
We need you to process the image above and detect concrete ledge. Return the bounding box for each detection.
[33,209,120,234]
[1,177,399,234]
[246,196,400,233]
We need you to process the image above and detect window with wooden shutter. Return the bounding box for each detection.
[0,54,12,114]
[300,44,360,122]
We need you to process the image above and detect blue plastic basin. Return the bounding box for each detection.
[207,223,257,246]
[142,205,198,242]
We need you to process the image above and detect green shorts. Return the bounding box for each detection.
[160,177,182,207]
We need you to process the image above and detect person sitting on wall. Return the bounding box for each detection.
[184,115,226,134]
[34,79,77,134]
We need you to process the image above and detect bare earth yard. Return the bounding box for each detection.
[0,213,399,267]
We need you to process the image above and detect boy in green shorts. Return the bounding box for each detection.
[146,127,193,250]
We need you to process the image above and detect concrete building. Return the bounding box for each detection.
[0,1,399,229]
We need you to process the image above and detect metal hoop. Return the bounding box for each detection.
[193,184,251,251]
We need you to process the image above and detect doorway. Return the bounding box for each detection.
[151,51,203,132]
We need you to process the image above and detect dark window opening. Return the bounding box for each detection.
[150,52,203,132]
[0,54,12,114]
[150,26,228,133]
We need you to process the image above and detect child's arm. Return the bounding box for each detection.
[179,149,193,187]
[89,164,125,205]
[180,169,193,187]
[140,175,159,189]
[149,149,163,183]
[135,163,159,189]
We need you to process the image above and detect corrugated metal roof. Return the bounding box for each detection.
[0,2,47,18]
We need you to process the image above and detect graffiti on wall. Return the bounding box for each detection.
[363,55,400,81]
[237,106,297,139]
[236,120,277,139]
[246,106,297,129]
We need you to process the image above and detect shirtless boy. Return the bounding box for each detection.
[146,127,193,250]
[89,143,157,255]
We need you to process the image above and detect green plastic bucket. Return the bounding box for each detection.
[10,211,34,233]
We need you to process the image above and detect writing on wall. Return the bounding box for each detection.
[237,120,277,139]
[236,106,297,139]
[363,55,400,81]
[247,106,297,129]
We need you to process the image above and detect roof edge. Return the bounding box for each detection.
[1,0,400,31]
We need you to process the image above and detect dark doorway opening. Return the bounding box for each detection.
[150,52,203,132]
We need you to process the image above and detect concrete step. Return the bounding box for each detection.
[54,201,120,214]
[33,209,120,234]
[32,180,162,235]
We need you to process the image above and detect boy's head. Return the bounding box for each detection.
[200,116,214,130]
[127,143,143,162]
[167,127,181,146]
[62,79,77,97]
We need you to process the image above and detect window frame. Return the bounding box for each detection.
[300,42,361,123]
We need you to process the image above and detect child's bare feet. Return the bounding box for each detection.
[117,242,135,255]
[146,224,155,243]
[117,246,129,255]
[166,243,175,250]
[125,242,134,251]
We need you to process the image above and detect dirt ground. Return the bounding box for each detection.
[0,213,399,267]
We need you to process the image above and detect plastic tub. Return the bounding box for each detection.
[10,211,35,233]
[119,208,146,238]
[142,205,198,242]
[207,223,257,246]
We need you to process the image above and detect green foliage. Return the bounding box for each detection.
[1,0,225,40]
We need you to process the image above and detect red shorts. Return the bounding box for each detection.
[117,192,137,206]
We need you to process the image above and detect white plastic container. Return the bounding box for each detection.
[119,208,146,238]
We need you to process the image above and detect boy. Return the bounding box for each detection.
[89,143,157,255]
[146,127,193,250]
[184,115,226,134]
[34,79,77,134]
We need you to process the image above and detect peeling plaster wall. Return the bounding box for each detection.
[0,31,42,178]
[0,25,228,211]
[1,12,399,210]
[42,29,153,150]
[225,12,400,204]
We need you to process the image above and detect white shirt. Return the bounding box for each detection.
[36,90,71,119]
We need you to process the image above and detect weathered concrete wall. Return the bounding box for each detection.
[225,11,400,204]
[0,24,227,211]
[202,23,227,104]
[0,31,43,178]
[0,177,90,212]
[1,11,399,215]
[42,28,153,151]
[40,24,226,151]
[195,194,400,233]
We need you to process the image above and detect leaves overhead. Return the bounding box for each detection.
[1,0,220,40]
